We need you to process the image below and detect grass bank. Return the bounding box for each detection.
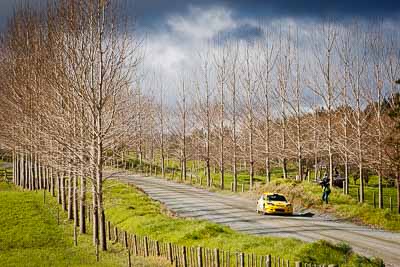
[104,180,383,267]
[0,163,168,267]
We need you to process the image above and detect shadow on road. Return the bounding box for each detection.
[293,212,314,217]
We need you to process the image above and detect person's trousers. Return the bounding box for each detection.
[322,192,329,204]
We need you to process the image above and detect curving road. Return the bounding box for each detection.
[114,174,400,266]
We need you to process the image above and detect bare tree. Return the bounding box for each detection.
[227,42,240,190]
[309,22,340,187]
[214,45,228,189]
[256,32,277,183]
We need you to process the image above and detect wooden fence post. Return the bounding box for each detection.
[182,246,187,267]
[265,255,271,267]
[128,249,131,267]
[95,238,99,262]
[144,236,149,257]
[240,252,244,267]
[156,240,160,256]
[133,235,138,256]
[114,227,119,242]
[168,243,173,264]
[124,231,128,248]
[214,248,220,267]
[295,262,302,267]
[389,196,393,211]
[197,247,203,267]
[174,255,179,267]
[108,221,111,240]
[241,184,244,193]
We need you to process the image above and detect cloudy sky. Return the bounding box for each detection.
[130,0,400,98]
[1,0,399,100]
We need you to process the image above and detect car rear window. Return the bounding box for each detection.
[267,194,287,202]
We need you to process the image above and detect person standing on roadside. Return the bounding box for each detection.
[321,175,331,204]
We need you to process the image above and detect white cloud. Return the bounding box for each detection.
[141,5,243,102]
[166,5,237,40]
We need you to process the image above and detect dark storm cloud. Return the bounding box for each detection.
[213,24,264,43]
[0,1,18,29]
[126,0,400,28]
[1,0,399,30]
[0,0,41,30]
[236,0,400,19]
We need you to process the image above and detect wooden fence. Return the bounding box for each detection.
[106,221,337,267]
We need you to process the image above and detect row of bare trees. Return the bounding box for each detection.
[0,0,141,251]
[134,22,400,213]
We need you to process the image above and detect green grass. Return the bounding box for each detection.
[347,183,397,212]
[0,162,169,267]
[104,180,383,267]
[0,184,124,266]
[255,179,400,232]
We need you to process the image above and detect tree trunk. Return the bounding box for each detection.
[20,153,25,188]
[206,128,211,187]
[38,162,42,190]
[28,154,33,190]
[359,162,364,203]
[161,154,165,178]
[61,172,66,211]
[220,82,225,190]
[92,179,98,246]
[73,173,79,227]
[397,169,400,214]
[67,172,73,220]
[328,113,334,187]
[57,172,62,204]
[51,168,55,197]
[378,171,383,209]
[344,155,349,195]
[249,121,254,189]
[80,173,86,234]
[96,109,107,251]
[265,120,270,184]
[34,154,38,190]
[281,122,287,179]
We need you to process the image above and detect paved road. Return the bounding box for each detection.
[115,174,400,265]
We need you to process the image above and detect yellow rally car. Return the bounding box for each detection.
[256,192,293,215]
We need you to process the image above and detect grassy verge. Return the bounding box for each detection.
[0,166,168,266]
[104,180,383,267]
[252,179,400,232]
